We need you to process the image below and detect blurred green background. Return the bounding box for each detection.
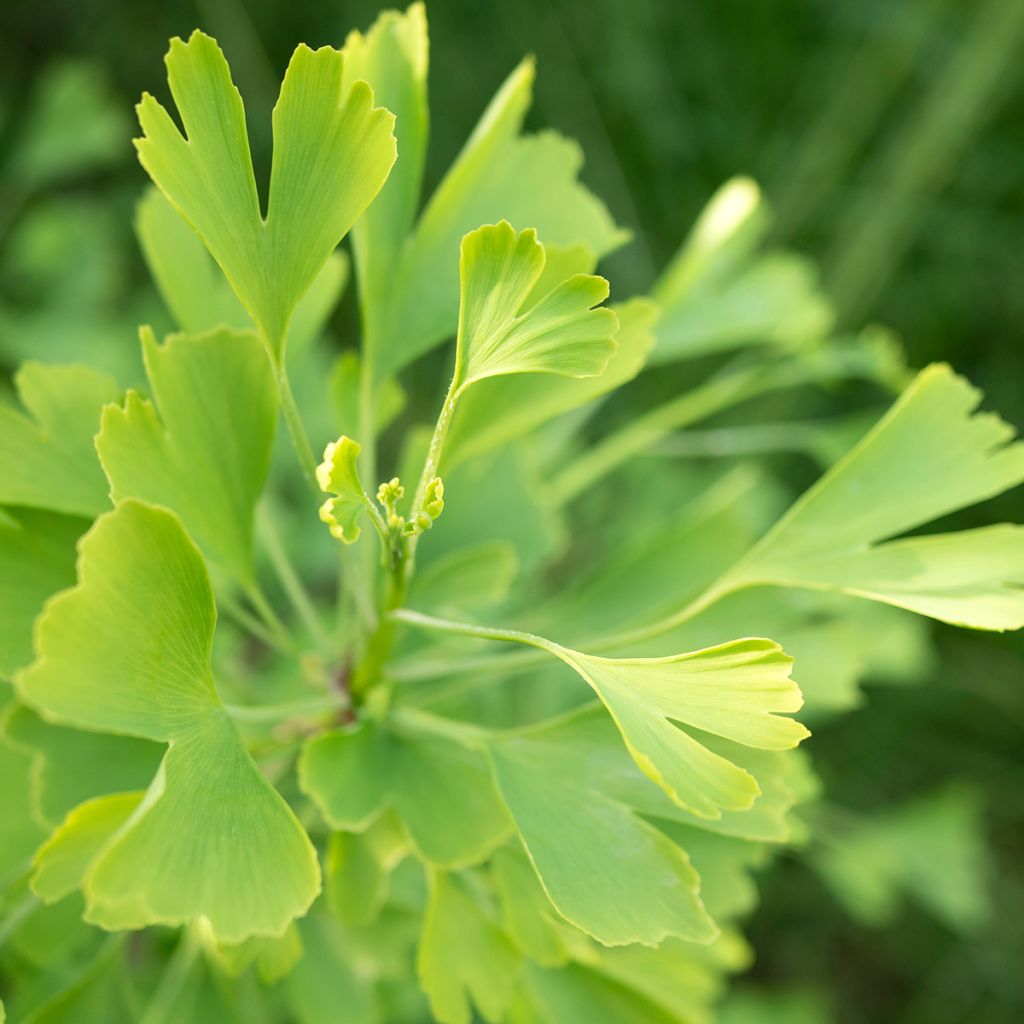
[1,1,1022,1021]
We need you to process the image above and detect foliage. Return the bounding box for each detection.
[0,5,1021,1022]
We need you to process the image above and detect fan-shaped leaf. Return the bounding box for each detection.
[97,326,277,586]
[363,54,628,377]
[300,715,510,868]
[16,500,320,940]
[135,30,395,353]
[417,869,521,1024]
[445,297,657,468]
[136,187,348,352]
[0,363,118,517]
[725,365,1024,628]
[489,721,717,948]
[453,222,617,391]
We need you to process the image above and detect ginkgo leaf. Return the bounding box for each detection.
[300,714,510,868]
[651,177,832,364]
[363,55,628,377]
[417,869,521,1024]
[135,30,396,354]
[444,298,657,468]
[0,362,119,517]
[393,606,806,821]
[343,3,429,316]
[136,187,348,352]
[16,500,320,941]
[556,639,806,819]
[32,792,143,903]
[316,436,376,544]
[0,510,83,678]
[722,364,1024,629]
[96,325,277,586]
[489,722,717,948]
[452,222,618,391]
[2,704,162,827]
[534,705,803,844]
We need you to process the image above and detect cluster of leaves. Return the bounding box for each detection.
[1,6,1021,1022]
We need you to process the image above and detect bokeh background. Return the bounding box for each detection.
[1,2,1022,1021]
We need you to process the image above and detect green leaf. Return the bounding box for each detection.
[2,704,162,827]
[316,435,376,544]
[31,792,143,903]
[365,57,629,377]
[136,187,348,353]
[417,869,521,1024]
[452,222,618,391]
[0,510,83,678]
[344,3,429,315]
[300,715,510,868]
[135,30,396,354]
[16,500,319,940]
[725,364,1024,629]
[489,720,717,947]
[541,705,803,844]
[547,638,807,819]
[96,325,277,586]
[651,177,832,364]
[0,362,119,517]
[445,297,657,468]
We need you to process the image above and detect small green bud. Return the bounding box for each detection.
[423,477,445,521]
[376,476,405,506]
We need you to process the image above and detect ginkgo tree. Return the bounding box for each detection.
[0,5,1021,1023]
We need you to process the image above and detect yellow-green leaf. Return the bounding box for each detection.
[16,501,320,941]
[135,30,395,354]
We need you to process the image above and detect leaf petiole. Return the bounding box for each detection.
[271,348,320,499]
